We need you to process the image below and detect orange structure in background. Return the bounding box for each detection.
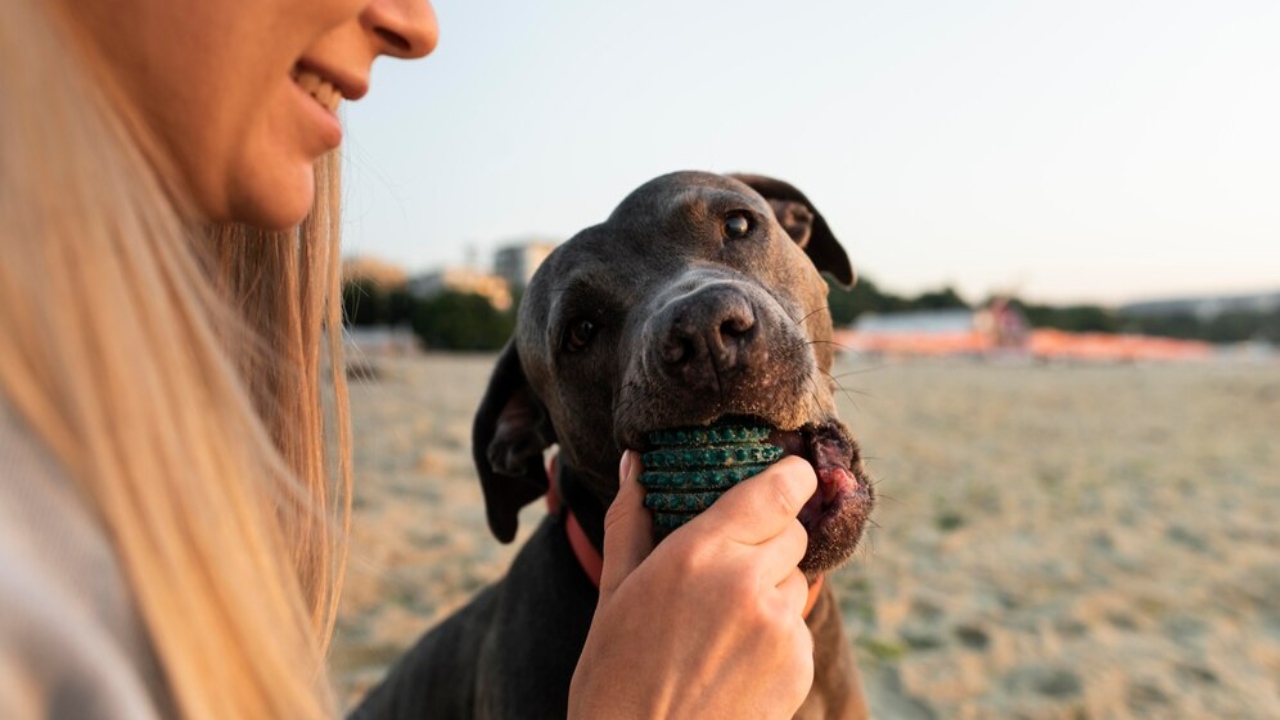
[1024,329,1212,361]
[834,328,991,357]
[835,302,1214,362]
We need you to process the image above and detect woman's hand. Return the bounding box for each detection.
[568,451,817,720]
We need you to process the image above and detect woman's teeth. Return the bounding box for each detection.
[293,69,340,113]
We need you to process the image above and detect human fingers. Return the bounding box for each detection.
[775,566,810,618]
[598,451,653,599]
[696,456,817,546]
[755,517,810,588]
[573,459,816,720]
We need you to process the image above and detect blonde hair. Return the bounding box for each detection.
[0,2,351,719]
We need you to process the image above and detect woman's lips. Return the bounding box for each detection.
[287,66,343,152]
[291,67,341,114]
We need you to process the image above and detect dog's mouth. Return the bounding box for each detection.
[637,415,874,575]
[768,420,873,574]
[768,424,861,524]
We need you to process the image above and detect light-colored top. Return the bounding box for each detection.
[0,404,170,718]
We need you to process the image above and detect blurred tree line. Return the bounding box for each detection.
[343,275,1278,351]
[342,279,517,351]
[1009,301,1279,343]
[825,276,971,324]
[826,279,1279,345]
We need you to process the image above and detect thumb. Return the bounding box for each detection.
[598,450,653,600]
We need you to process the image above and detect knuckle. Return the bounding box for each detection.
[794,630,816,677]
[786,520,810,557]
[742,604,773,637]
[765,457,815,515]
[724,565,756,600]
[787,647,815,699]
[750,588,790,628]
[664,531,712,577]
[721,573,760,615]
[788,565,808,593]
[767,471,803,518]
[601,495,629,535]
[771,620,814,684]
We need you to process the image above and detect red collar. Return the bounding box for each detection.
[544,468,605,588]
[545,455,824,619]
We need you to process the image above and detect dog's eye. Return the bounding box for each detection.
[564,319,597,353]
[723,212,752,240]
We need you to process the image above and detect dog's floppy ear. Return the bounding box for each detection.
[729,173,855,288]
[472,340,556,543]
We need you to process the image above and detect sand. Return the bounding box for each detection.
[331,352,1280,718]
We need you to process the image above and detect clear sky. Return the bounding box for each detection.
[341,0,1280,305]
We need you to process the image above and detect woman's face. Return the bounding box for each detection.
[63,0,437,229]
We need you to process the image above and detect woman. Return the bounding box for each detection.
[0,1,818,718]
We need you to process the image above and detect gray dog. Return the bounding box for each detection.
[351,171,875,720]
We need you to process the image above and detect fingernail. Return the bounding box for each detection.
[619,450,635,483]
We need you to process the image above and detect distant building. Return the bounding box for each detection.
[407,268,513,311]
[494,241,557,289]
[341,256,408,289]
[853,309,977,335]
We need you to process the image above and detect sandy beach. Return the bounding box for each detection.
[331,352,1280,718]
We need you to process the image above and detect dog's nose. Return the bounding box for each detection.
[657,285,759,392]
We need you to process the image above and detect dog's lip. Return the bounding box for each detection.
[767,423,863,529]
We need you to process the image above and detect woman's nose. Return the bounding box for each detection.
[363,0,439,59]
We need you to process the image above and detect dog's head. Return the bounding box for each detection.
[472,171,873,574]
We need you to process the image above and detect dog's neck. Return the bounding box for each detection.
[553,459,608,554]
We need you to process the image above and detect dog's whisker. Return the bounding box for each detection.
[869,490,906,509]
[818,368,872,411]
[793,305,831,326]
[829,365,888,380]
[806,338,852,353]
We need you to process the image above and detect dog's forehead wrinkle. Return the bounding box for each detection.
[662,266,744,297]
[552,232,673,289]
[538,250,645,315]
[609,174,769,236]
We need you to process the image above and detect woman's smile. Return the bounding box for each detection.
[58,0,437,229]
[292,67,343,115]
[290,66,346,151]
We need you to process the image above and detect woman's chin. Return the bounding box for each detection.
[228,173,317,232]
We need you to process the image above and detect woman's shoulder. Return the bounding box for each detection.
[0,404,170,719]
